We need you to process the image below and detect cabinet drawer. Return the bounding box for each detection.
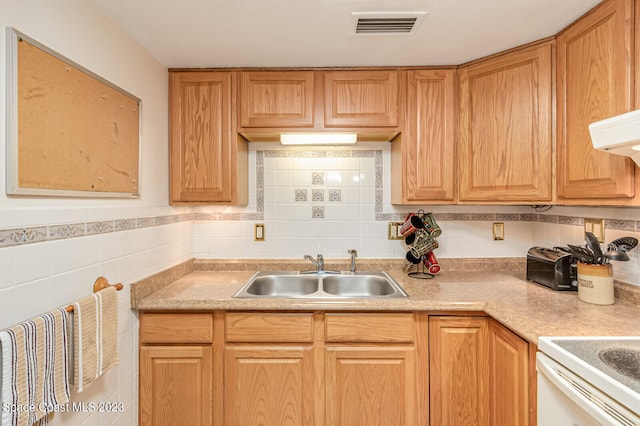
[140,313,213,344]
[325,313,414,343]
[225,312,314,342]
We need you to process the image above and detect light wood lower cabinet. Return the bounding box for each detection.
[488,319,530,426]
[326,346,416,426]
[139,312,215,426]
[428,316,532,426]
[139,311,533,426]
[429,316,490,426]
[224,345,315,426]
[139,346,213,426]
[223,312,419,426]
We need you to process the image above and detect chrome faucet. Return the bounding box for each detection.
[304,254,324,273]
[348,249,358,274]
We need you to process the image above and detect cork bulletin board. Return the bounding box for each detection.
[5,28,141,197]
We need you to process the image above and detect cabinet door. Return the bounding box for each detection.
[325,346,416,426]
[139,346,213,426]
[324,70,400,127]
[489,320,530,426]
[224,345,315,426]
[395,69,456,204]
[458,42,553,202]
[239,71,315,128]
[169,71,247,204]
[429,316,489,426]
[557,0,635,200]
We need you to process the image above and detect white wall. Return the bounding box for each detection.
[0,1,192,425]
[2,3,640,425]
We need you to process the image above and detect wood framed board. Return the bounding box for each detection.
[5,28,141,197]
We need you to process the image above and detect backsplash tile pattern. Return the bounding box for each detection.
[329,189,341,202]
[312,172,325,185]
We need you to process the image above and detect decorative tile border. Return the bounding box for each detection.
[1,146,637,248]
[1,209,637,249]
[0,213,193,249]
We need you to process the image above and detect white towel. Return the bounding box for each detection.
[0,308,70,426]
[72,287,118,392]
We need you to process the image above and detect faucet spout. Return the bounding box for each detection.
[304,254,324,273]
[348,249,358,274]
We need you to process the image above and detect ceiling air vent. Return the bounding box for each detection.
[352,11,428,35]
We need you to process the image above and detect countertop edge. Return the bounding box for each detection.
[131,258,640,345]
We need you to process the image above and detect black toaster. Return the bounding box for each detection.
[526,247,577,291]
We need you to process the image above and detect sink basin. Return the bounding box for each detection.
[598,348,640,381]
[233,271,407,299]
[322,275,397,297]
[244,274,318,297]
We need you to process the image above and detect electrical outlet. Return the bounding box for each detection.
[584,218,605,242]
[388,222,404,240]
[492,222,504,241]
[254,223,265,241]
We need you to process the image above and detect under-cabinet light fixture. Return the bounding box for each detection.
[280,132,358,146]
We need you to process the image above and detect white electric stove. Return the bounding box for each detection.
[537,336,640,426]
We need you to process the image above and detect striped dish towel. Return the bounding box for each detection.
[0,308,70,426]
[72,286,118,392]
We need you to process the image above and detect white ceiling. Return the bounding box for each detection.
[90,0,603,68]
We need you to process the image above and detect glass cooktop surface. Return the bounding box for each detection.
[551,338,640,395]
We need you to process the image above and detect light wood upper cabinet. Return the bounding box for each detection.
[323,70,401,128]
[239,71,316,128]
[458,42,553,202]
[392,69,457,204]
[557,0,637,202]
[169,71,247,205]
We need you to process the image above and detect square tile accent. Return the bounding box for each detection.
[312,206,325,219]
[312,172,325,185]
[328,189,342,202]
[295,189,308,202]
[312,189,324,202]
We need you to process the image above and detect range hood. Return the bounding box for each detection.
[589,109,640,166]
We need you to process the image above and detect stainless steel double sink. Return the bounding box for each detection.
[233,271,408,299]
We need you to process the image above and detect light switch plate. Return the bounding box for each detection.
[584,218,605,243]
[388,222,404,240]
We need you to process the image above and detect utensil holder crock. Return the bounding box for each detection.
[577,262,614,305]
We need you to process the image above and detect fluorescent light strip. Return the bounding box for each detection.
[280,133,358,145]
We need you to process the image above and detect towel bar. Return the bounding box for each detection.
[64,277,123,313]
